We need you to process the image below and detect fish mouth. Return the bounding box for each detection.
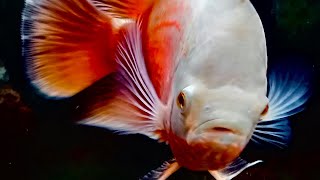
[208,126,235,134]
[187,119,246,148]
[194,119,241,136]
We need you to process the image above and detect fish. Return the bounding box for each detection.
[21,0,312,179]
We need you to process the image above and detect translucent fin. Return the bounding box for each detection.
[264,64,311,121]
[77,22,166,138]
[209,158,262,180]
[141,159,180,180]
[90,0,154,19]
[21,0,118,98]
[252,60,312,147]
[252,118,291,148]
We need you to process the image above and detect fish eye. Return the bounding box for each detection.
[176,85,194,111]
[260,104,269,117]
[177,92,186,110]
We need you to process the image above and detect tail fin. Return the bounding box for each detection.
[21,0,119,99]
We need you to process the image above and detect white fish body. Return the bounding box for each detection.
[21,0,312,179]
[178,0,267,94]
[171,0,269,137]
[160,0,270,177]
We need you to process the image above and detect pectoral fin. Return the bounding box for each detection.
[252,59,313,148]
[75,21,166,139]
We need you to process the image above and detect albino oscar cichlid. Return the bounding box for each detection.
[21,0,312,179]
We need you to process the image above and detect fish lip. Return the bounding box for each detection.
[194,119,241,135]
[186,119,246,146]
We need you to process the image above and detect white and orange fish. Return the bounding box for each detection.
[21,0,311,179]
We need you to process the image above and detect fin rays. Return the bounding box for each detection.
[252,61,312,148]
[115,22,161,117]
[22,0,118,98]
[90,0,154,19]
[141,159,179,180]
[209,158,262,180]
[78,21,165,139]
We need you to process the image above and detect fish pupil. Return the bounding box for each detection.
[177,92,186,109]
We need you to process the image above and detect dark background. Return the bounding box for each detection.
[1,0,320,179]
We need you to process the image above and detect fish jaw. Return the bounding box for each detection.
[167,131,244,171]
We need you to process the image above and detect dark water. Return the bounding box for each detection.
[1,0,320,179]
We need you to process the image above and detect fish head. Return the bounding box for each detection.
[168,83,268,170]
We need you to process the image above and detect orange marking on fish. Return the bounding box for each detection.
[153,21,182,33]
